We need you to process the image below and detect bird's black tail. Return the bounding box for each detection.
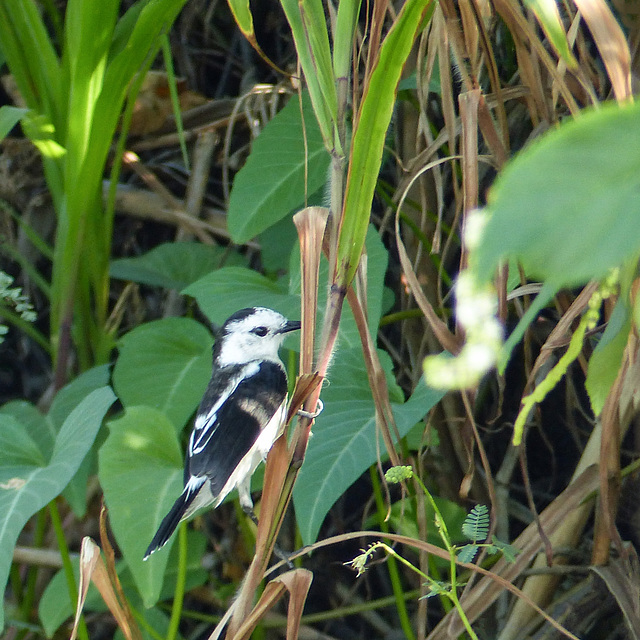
[144,488,198,560]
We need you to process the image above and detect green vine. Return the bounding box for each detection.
[347,466,519,640]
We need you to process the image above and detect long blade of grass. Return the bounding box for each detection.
[0,3,63,119]
[336,0,433,288]
[280,0,338,152]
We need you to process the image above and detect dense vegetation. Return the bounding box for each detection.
[1,0,640,639]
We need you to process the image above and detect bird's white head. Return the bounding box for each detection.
[214,307,300,367]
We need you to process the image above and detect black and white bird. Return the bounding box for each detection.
[144,306,300,559]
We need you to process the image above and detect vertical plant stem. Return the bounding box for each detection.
[18,508,48,625]
[370,468,416,640]
[161,35,190,170]
[446,566,479,640]
[48,499,89,640]
[166,521,188,640]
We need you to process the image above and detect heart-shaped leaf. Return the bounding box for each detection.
[113,318,212,431]
[294,347,444,544]
[99,406,183,607]
[0,386,115,629]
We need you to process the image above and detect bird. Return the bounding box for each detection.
[144,306,301,559]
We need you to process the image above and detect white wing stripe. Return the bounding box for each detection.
[189,361,260,455]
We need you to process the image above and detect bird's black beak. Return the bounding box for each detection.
[280,320,301,334]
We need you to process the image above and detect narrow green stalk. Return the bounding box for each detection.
[18,508,48,628]
[161,34,190,171]
[130,604,166,640]
[385,467,478,637]
[370,468,416,640]
[367,543,479,640]
[166,521,188,640]
[48,499,89,640]
[379,308,428,326]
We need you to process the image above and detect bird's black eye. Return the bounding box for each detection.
[252,326,269,337]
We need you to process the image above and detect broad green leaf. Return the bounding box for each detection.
[0,387,115,630]
[99,407,183,608]
[183,267,300,327]
[586,297,631,416]
[48,364,112,430]
[260,214,303,273]
[0,401,53,461]
[294,347,445,545]
[336,0,433,287]
[0,415,46,468]
[110,243,246,291]
[0,367,111,518]
[1,366,111,518]
[51,365,111,516]
[0,106,27,140]
[227,92,331,243]
[39,530,206,637]
[113,318,212,431]
[475,102,640,287]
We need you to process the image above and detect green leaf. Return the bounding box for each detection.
[461,504,490,543]
[489,536,520,563]
[110,243,246,291]
[0,414,47,468]
[332,0,361,85]
[226,0,254,36]
[0,401,54,461]
[99,407,183,608]
[294,347,445,545]
[183,267,300,327]
[48,365,112,430]
[1,367,111,518]
[227,92,331,243]
[0,387,115,630]
[0,106,28,140]
[53,365,112,516]
[475,102,640,287]
[457,544,479,564]
[113,318,212,431]
[280,0,337,151]
[586,297,631,416]
[336,0,432,286]
[524,0,577,68]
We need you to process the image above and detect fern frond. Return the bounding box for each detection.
[461,504,489,542]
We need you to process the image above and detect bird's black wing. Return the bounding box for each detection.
[187,360,287,497]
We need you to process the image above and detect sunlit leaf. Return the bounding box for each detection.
[0,387,115,629]
[475,102,640,287]
[99,407,183,608]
